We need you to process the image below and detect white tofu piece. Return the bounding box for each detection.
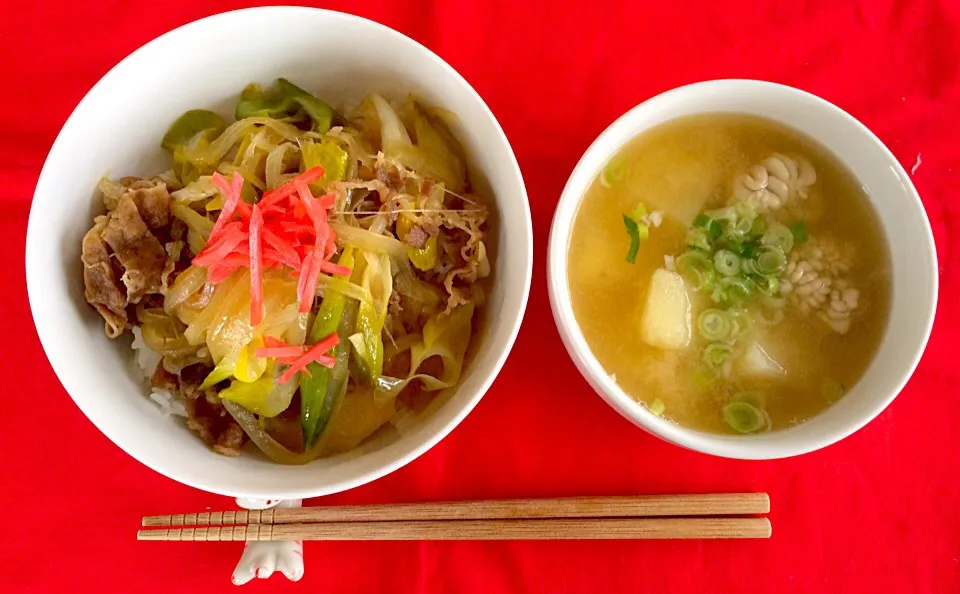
[640,269,692,350]
[739,340,786,378]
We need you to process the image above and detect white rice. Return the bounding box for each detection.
[131,327,187,418]
[131,327,161,380]
[149,387,188,417]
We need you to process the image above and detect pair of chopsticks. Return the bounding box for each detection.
[138,493,771,541]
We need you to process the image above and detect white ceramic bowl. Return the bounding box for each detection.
[548,80,937,460]
[26,7,531,498]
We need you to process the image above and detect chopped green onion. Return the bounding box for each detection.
[715,276,754,305]
[630,202,648,220]
[714,250,740,276]
[676,250,714,290]
[740,241,760,259]
[709,221,723,240]
[637,221,650,240]
[602,160,627,187]
[753,275,780,295]
[695,214,723,240]
[622,215,641,264]
[750,217,767,236]
[733,217,754,236]
[698,308,732,341]
[686,227,713,251]
[702,342,733,368]
[756,246,787,275]
[692,366,718,387]
[676,251,712,275]
[762,223,794,253]
[723,401,766,434]
[789,221,809,244]
[728,308,753,336]
[649,399,666,416]
[820,379,845,403]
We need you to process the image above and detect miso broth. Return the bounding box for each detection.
[567,114,891,435]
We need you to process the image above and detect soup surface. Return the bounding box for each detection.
[568,114,891,435]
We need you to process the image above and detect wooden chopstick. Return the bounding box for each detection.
[142,493,769,527]
[138,517,772,541]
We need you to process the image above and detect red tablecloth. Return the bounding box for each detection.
[2,1,958,592]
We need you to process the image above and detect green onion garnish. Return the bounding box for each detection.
[686,227,713,251]
[820,379,845,403]
[733,217,753,236]
[740,241,760,259]
[754,275,780,295]
[692,366,719,387]
[629,202,648,220]
[694,214,712,228]
[649,398,666,416]
[727,308,753,336]
[622,215,642,264]
[676,250,714,289]
[713,250,741,276]
[716,276,754,305]
[702,342,733,368]
[693,214,722,240]
[723,401,766,434]
[789,221,809,244]
[762,223,794,254]
[602,160,627,187]
[756,246,787,275]
[698,308,732,341]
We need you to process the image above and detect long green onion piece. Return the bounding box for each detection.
[622,215,642,264]
[698,308,732,341]
[723,401,766,434]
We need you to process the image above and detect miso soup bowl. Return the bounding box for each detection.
[548,79,937,460]
[26,7,532,498]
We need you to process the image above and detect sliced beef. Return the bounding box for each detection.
[101,194,167,303]
[179,362,214,400]
[376,161,404,190]
[150,361,180,392]
[213,423,246,456]
[404,224,429,249]
[125,179,171,230]
[81,216,128,337]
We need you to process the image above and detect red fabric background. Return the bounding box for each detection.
[2,1,958,592]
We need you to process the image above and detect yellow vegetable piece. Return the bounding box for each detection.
[396,213,415,241]
[407,236,438,271]
[200,355,236,390]
[397,214,438,271]
[219,364,298,418]
[234,337,267,383]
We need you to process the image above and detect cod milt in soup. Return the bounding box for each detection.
[568,114,891,435]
